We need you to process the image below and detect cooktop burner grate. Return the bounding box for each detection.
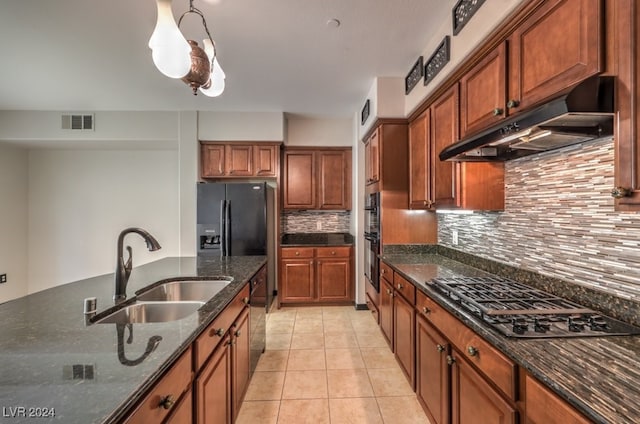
[432,277,640,338]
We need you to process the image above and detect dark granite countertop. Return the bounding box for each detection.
[0,255,266,424]
[280,232,354,246]
[381,252,640,424]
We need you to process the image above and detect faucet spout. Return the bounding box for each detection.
[114,227,161,303]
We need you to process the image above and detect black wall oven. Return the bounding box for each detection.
[364,192,380,292]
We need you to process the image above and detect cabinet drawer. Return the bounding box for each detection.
[393,273,416,304]
[124,347,192,424]
[281,247,315,259]
[316,246,351,258]
[416,291,516,400]
[195,284,250,370]
[380,261,393,280]
[365,292,379,324]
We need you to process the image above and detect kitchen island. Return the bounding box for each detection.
[381,249,640,424]
[0,255,266,424]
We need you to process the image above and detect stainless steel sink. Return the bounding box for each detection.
[135,279,232,302]
[93,301,204,324]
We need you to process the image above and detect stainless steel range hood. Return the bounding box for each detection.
[439,76,615,162]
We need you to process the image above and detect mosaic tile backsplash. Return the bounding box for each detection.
[281,210,351,233]
[438,136,640,301]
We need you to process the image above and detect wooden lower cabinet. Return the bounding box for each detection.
[379,276,394,348]
[231,308,251,421]
[197,334,232,424]
[165,389,193,424]
[280,246,353,305]
[416,315,449,424]
[451,350,518,424]
[393,291,415,389]
[523,372,592,424]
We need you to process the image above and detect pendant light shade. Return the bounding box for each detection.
[148,0,192,78]
[199,38,225,97]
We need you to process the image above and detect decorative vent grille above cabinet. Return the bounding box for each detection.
[61,114,94,130]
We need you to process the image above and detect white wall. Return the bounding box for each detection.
[27,149,180,294]
[0,144,28,302]
[198,111,284,141]
[286,116,353,146]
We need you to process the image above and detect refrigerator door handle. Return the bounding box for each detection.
[224,200,231,255]
[220,200,227,256]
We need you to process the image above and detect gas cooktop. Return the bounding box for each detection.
[432,277,640,339]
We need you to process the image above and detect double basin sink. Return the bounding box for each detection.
[92,278,233,324]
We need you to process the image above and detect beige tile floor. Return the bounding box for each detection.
[237,306,431,424]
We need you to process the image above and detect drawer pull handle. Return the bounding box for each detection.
[493,107,504,116]
[437,344,445,353]
[159,395,175,410]
[386,289,392,295]
[446,355,455,366]
[422,307,431,315]
[397,283,403,289]
[507,99,520,109]
[381,269,386,275]
[467,346,479,356]
[235,330,242,337]
[210,328,225,337]
[243,297,250,305]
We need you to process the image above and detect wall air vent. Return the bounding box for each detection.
[61,114,94,130]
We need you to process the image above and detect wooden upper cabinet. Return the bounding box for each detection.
[317,150,352,210]
[283,150,316,209]
[409,110,431,209]
[283,148,351,210]
[460,42,508,138]
[226,144,253,176]
[365,128,380,185]
[200,142,280,179]
[430,84,460,209]
[201,144,226,177]
[508,0,603,112]
[254,144,278,177]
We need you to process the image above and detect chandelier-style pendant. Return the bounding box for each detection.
[182,40,211,95]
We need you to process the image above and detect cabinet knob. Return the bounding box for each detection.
[159,395,175,410]
[242,297,250,305]
[310,260,314,265]
[317,261,322,265]
[210,328,225,337]
[506,99,520,109]
[437,344,445,353]
[422,306,431,315]
[611,187,632,198]
[331,251,336,255]
[423,200,428,206]
[397,283,403,289]
[446,355,455,366]
[386,288,392,295]
[493,108,504,116]
[235,329,242,337]
[381,269,386,275]
[295,251,300,256]
[467,346,479,357]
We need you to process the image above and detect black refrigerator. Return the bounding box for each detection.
[197,182,275,309]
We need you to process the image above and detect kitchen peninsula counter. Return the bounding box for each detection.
[0,255,266,424]
[381,250,640,424]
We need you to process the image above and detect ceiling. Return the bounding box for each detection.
[0,0,453,118]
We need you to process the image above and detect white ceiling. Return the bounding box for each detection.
[0,0,453,118]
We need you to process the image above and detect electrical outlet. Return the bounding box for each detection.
[316,221,322,230]
[452,230,459,245]
[0,274,6,284]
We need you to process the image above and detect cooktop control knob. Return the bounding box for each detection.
[512,318,528,335]
[589,315,609,331]
[534,317,551,333]
[568,316,587,332]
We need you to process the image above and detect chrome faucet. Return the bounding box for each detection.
[114,227,161,303]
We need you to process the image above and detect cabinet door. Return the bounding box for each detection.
[367,129,380,185]
[379,276,394,349]
[460,42,508,138]
[393,293,415,389]
[280,259,315,303]
[451,351,517,424]
[509,0,603,111]
[254,144,278,177]
[197,335,232,424]
[409,110,431,209]
[524,373,591,424]
[317,150,351,210]
[202,144,226,177]
[232,308,251,422]
[283,151,316,209]
[430,84,460,209]
[416,315,449,424]
[226,145,253,176]
[316,257,351,302]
